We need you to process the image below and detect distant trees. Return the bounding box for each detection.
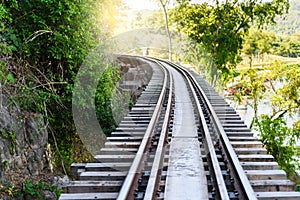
[131,10,165,30]
[242,30,300,66]
[268,0,300,35]
[273,34,300,58]
[171,0,290,82]
[242,30,276,67]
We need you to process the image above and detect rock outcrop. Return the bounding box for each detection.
[0,95,49,179]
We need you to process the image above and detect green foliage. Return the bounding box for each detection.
[272,33,300,58]
[177,40,222,87]
[268,0,300,35]
[235,68,267,119]
[1,0,103,67]
[95,65,120,134]
[267,63,300,116]
[132,10,165,30]
[234,59,300,120]
[235,61,300,179]
[243,1,300,59]
[171,0,289,82]
[0,179,62,199]
[71,44,122,156]
[243,30,276,65]
[0,0,123,173]
[0,0,18,55]
[0,181,19,197]
[0,62,15,85]
[22,179,62,199]
[254,115,300,177]
[2,160,8,171]
[0,129,16,155]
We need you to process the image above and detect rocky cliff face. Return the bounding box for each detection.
[0,95,49,180]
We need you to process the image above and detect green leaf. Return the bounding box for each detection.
[7,73,15,83]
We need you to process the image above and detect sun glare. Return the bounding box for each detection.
[123,0,159,10]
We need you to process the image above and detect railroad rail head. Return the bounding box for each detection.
[59,55,300,200]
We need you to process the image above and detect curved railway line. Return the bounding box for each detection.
[60,55,300,200]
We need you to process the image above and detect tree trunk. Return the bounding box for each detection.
[160,1,172,61]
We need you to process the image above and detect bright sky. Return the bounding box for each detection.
[122,0,213,10]
[123,0,159,10]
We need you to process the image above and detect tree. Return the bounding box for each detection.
[171,0,290,82]
[268,0,300,35]
[131,10,165,30]
[156,0,173,61]
[235,62,300,180]
[273,34,300,58]
[243,30,276,67]
[256,62,300,179]
[0,0,122,172]
[255,115,300,178]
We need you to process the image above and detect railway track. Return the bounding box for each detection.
[60,55,300,200]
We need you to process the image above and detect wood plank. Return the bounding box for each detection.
[222,124,248,128]
[234,148,267,155]
[104,141,141,148]
[66,181,123,193]
[221,120,245,124]
[110,132,145,137]
[106,137,143,142]
[231,141,263,148]
[224,127,251,132]
[250,180,296,192]
[94,155,135,162]
[117,123,149,127]
[241,162,279,170]
[131,107,155,111]
[215,110,237,115]
[255,192,300,199]
[85,163,131,171]
[115,127,146,132]
[226,132,253,137]
[228,136,258,141]
[80,171,127,181]
[238,154,274,162]
[100,148,138,155]
[123,116,151,120]
[59,193,119,200]
[244,170,287,180]
[218,115,241,120]
[118,121,149,125]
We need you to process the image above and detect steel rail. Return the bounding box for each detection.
[143,60,173,200]
[59,55,300,200]
[170,61,257,200]
[117,57,170,200]
[162,60,230,200]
